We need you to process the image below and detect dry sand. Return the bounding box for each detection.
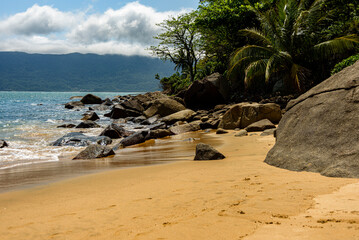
[0,131,358,240]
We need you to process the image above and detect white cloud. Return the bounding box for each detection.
[0,2,192,56]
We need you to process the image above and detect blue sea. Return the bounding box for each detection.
[0,91,140,170]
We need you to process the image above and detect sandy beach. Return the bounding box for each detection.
[0,131,358,240]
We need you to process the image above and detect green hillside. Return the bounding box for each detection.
[0,52,174,92]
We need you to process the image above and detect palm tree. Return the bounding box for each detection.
[228,0,359,93]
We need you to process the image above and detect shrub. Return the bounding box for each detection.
[331,53,359,75]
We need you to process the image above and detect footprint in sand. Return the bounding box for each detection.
[96,205,117,211]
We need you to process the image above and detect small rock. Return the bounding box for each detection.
[235,130,248,137]
[120,131,149,147]
[260,128,276,136]
[194,143,225,161]
[73,144,115,160]
[52,132,112,147]
[76,120,101,128]
[245,119,276,132]
[100,123,133,139]
[65,101,84,109]
[81,112,100,121]
[0,140,8,148]
[57,124,76,128]
[80,94,102,104]
[216,129,228,134]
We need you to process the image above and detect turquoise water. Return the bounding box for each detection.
[0,91,140,169]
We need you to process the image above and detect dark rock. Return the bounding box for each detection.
[161,109,195,125]
[65,101,84,109]
[146,129,173,140]
[52,132,112,147]
[80,94,102,104]
[144,98,186,118]
[141,115,160,125]
[0,140,8,148]
[218,103,282,129]
[133,116,147,123]
[194,143,225,161]
[81,112,100,121]
[73,144,115,160]
[120,99,145,112]
[100,123,133,139]
[169,121,201,135]
[76,120,101,128]
[260,128,276,136]
[120,131,149,147]
[216,129,228,134]
[235,130,248,137]
[102,98,113,106]
[184,74,226,110]
[199,122,215,130]
[105,105,141,119]
[265,61,359,178]
[57,123,76,128]
[245,119,276,132]
[147,122,166,131]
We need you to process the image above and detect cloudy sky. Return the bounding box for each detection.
[0,0,198,56]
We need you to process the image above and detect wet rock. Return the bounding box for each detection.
[80,94,102,104]
[120,131,149,147]
[52,132,112,147]
[144,98,186,118]
[73,144,115,160]
[132,116,147,123]
[65,101,84,109]
[235,130,248,137]
[146,129,173,140]
[100,123,133,139]
[245,119,276,132]
[161,109,196,125]
[102,98,113,106]
[81,112,100,121]
[75,120,101,128]
[57,123,76,128]
[0,140,8,148]
[216,129,228,134]
[194,143,225,160]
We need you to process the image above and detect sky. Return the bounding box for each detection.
[0,0,198,56]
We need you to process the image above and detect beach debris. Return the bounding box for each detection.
[81,112,100,121]
[100,123,133,139]
[216,128,228,134]
[0,140,8,148]
[265,61,359,178]
[245,119,276,132]
[75,120,101,128]
[194,143,225,161]
[235,130,248,137]
[73,144,115,160]
[80,94,102,104]
[53,132,112,147]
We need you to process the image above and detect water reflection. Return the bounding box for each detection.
[0,131,221,193]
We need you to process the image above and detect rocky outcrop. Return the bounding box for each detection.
[53,132,112,147]
[184,74,225,110]
[0,140,8,148]
[265,61,359,178]
[144,98,186,118]
[80,94,102,104]
[245,119,276,132]
[100,124,133,139]
[194,143,225,160]
[218,103,282,129]
[73,144,115,160]
[75,120,101,128]
[161,109,195,125]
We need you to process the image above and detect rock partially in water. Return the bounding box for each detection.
[100,123,133,139]
[216,129,228,134]
[73,144,115,160]
[105,105,141,119]
[102,98,113,106]
[81,112,100,121]
[0,140,8,148]
[80,94,102,104]
[120,99,145,113]
[57,123,76,128]
[65,101,84,109]
[75,120,101,128]
[194,143,225,161]
[52,132,112,147]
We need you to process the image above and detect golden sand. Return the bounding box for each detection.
[0,131,358,239]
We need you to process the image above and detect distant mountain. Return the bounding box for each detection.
[0,52,174,92]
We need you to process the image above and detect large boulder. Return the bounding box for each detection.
[73,144,115,160]
[120,99,145,113]
[144,99,186,118]
[265,61,359,178]
[99,124,133,139]
[194,143,225,161]
[0,140,8,148]
[80,94,102,104]
[161,109,196,125]
[218,103,282,129]
[245,119,276,132]
[184,74,226,110]
[52,132,112,147]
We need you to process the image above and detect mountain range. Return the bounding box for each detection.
[0,52,174,92]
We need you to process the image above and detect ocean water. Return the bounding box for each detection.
[0,91,140,170]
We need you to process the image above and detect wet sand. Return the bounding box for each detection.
[0,131,358,239]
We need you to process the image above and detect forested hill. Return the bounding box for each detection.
[0,52,174,92]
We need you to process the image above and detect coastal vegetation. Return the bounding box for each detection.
[151,0,359,97]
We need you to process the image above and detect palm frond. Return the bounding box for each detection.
[314,35,359,58]
[238,29,271,47]
[230,45,273,66]
[244,59,268,87]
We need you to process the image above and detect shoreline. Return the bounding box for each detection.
[0,131,358,239]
